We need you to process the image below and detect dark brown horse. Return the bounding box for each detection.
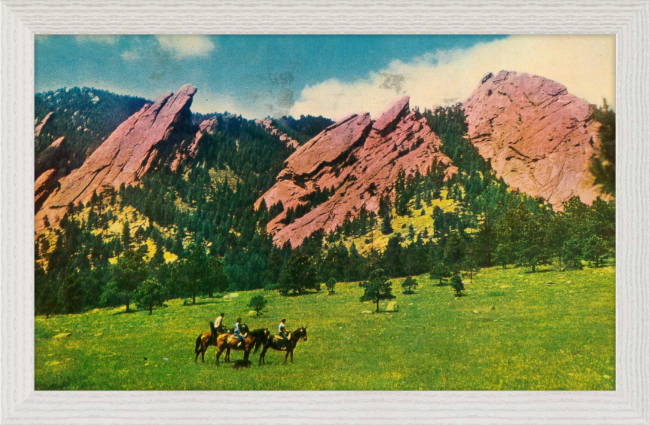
[259,326,308,365]
[215,327,268,366]
[194,322,230,363]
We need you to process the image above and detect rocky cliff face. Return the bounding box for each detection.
[464,71,604,208]
[256,118,300,150]
[170,116,218,172]
[35,84,198,232]
[257,96,456,248]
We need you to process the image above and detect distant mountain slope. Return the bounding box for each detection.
[464,71,606,208]
[35,85,199,232]
[35,87,150,172]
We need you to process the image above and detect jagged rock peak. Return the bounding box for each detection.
[35,84,198,233]
[464,70,604,209]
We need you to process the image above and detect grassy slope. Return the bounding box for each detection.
[35,262,615,391]
[337,190,457,254]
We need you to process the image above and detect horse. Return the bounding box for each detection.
[194,321,230,363]
[215,326,269,366]
[259,326,308,365]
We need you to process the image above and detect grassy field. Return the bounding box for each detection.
[35,262,615,391]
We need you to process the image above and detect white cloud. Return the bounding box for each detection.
[290,35,615,121]
[120,49,140,61]
[155,35,216,59]
[74,35,119,45]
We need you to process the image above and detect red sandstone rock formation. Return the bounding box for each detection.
[35,84,197,232]
[34,169,59,213]
[256,118,300,150]
[35,112,53,137]
[464,71,604,209]
[257,96,456,248]
[35,136,67,178]
[170,116,218,172]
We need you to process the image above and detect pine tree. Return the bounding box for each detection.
[402,276,418,294]
[360,269,395,313]
[135,278,167,315]
[248,295,268,317]
[381,212,393,235]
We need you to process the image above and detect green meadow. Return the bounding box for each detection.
[35,263,615,391]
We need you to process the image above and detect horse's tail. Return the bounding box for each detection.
[195,334,202,354]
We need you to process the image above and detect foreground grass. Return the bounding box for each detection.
[35,263,615,390]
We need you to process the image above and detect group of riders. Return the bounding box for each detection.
[214,312,290,349]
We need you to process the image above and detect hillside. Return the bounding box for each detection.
[35,264,615,390]
[34,73,616,321]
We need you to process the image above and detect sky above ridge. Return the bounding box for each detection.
[36,35,615,120]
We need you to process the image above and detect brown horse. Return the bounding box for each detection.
[194,322,229,363]
[215,327,268,366]
[259,326,308,365]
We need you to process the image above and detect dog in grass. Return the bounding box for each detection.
[233,359,252,369]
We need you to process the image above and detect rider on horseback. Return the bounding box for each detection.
[233,318,246,348]
[214,312,225,334]
[278,318,289,348]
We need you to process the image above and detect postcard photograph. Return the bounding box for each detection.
[33,34,615,391]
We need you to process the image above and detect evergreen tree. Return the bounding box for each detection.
[381,212,393,235]
[278,253,318,295]
[450,273,465,297]
[121,220,131,248]
[135,278,167,315]
[326,278,337,295]
[430,262,450,285]
[360,269,394,313]
[248,295,267,317]
[402,276,418,294]
[101,248,146,312]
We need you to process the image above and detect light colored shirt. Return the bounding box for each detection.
[278,323,286,334]
[214,316,223,328]
[234,323,242,336]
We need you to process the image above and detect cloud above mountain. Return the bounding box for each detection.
[289,35,615,121]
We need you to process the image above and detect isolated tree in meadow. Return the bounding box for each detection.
[101,248,147,312]
[360,268,395,313]
[248,295,268,317]
[135,278,167,315]
[430,262,451,285]
[402,276,418,294]
[278,252,318,295]
[450,273,465,297]
[326,278,337,295]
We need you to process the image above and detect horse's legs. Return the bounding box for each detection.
[216,348,223,366]
[284,350,289,364]
[201,347,205,363]
[290,350,294,364]
[225,348,230,363]
[259,347,266,365]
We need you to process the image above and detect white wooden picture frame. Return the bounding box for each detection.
[1,1,649,423]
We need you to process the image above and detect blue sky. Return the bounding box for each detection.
[35,35,615,120]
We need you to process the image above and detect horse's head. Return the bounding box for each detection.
[299,326,308,341]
